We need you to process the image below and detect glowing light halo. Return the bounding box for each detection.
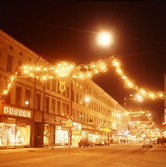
[0,57,165,100]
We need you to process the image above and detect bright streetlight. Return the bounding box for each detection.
[97,32,112,46]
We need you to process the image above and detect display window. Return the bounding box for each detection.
[0,118,30,147]
[55,126,68,145]
[15,125,30,145]
[7,124,15,146]
[0,123,7,146]
[44,124,51,145]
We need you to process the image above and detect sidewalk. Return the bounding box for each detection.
[0,145,75,154]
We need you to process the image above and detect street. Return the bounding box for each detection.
[0,143,166,167]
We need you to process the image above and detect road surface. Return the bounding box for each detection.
[0,143,166,167]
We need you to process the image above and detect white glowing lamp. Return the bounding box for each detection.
[98,32,112,46]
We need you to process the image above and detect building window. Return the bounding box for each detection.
[67,86,69,97]
[9,45,13,50]
[25,89,31,107]
[80,112,82,122]
[16,86,22,106]
[72,91,74,102]
[45,80,50,89]
[7,55,13,73]
[4,92,10,103]
[76,111,78,120]
[82,113,85,123]
[72,109,75,120]
[57,101,61,115]
[79,95,82,104]
[57,82,61,94]
[51,99,55,114]
[66,104,69,116]
[52,79,56,91]
[76,93,78,103]
[45,97,49,112]
[36,93,41,110]
[62,103,65,116]
[18,60,22,67]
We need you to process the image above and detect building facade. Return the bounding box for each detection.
[0,30,127,149]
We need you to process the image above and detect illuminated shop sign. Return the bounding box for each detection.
[3,106,32,118]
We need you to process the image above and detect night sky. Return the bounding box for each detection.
[0,1,166,126]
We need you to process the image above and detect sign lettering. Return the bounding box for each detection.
[4,106,32,118]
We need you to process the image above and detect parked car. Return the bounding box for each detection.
[103,139,110,146]
[142,138,153,148]
[94,139,104,146]
[78,138,93,147]
[150,138,157,146]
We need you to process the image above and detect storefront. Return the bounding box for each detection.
[43,113,55,146]
[71,122,81,146]
[0,105,32,148]
[43,124,55,146]
[55,116,69,145]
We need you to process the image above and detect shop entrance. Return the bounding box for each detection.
[34,122,43,147]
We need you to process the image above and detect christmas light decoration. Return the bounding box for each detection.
[0,56,165,100]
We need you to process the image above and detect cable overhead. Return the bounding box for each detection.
[1,15,166,45]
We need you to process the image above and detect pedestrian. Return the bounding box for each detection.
[157,137,159,146]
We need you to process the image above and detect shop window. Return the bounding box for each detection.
[15,125,30,145]
[6,118,16,146]
[0,118,30,147]
[0,123,7,146]
[44,124,51,145]
[7,55,13,73]
[16,86,22,106]
[55,128,68,145]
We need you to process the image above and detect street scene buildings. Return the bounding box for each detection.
[0,30,128,148]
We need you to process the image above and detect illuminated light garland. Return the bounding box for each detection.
[111,56,165,100]
[0,56,165,100]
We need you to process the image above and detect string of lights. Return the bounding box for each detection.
[1,56,165,100]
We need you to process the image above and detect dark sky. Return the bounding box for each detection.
[0,1,166,125]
